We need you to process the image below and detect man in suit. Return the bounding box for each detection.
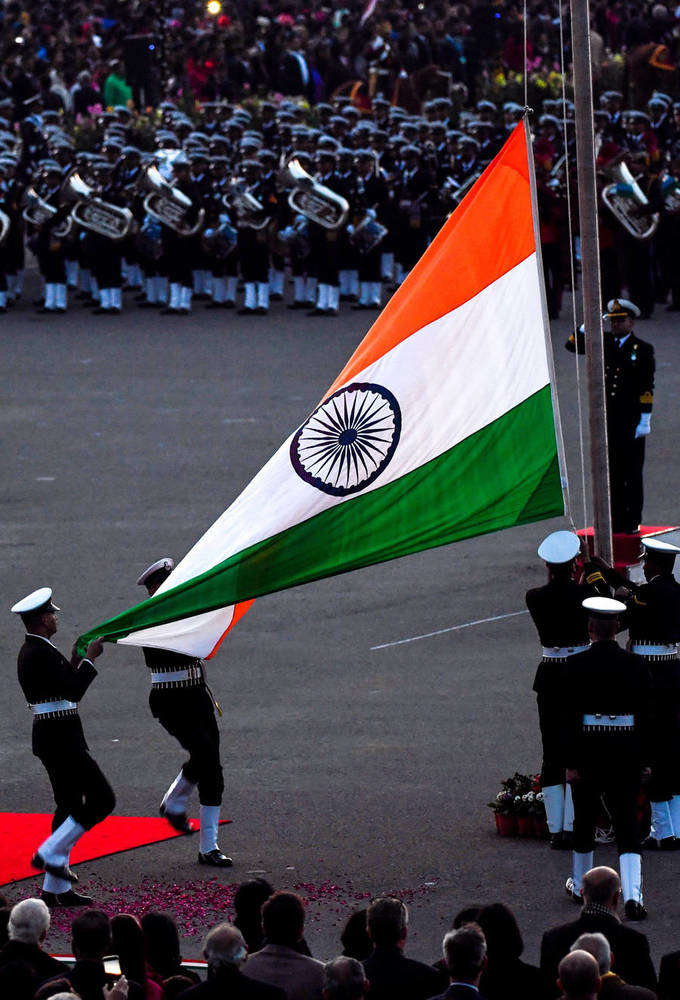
[243,892,325,1000]
[0,899,63,995]
[569,933,656,999]
[179,923,286,1000]
[12,587,115,907]
[540,867,657,996]
[363,897,445,1000]
[427,924,487,1000]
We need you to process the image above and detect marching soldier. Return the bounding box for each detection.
[236,158,273,316]
[12,588,115,907]
[526,531,608,850]
[565,597,652,920]
[566,299,655,533]
[592,538,680,848]
[136,559,232,868]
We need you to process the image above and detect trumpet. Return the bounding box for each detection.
[142,165,205,236]
[61,170,134,241]
[601,160,659,240]
[279,159,349,230]
[22,188,73,238]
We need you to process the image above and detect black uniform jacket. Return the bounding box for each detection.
[562,640,652,772]
[626,573,680,648]
[526,578,603,695]
[17,634,96,758]
[566,330,654,433]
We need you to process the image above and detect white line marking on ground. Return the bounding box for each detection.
[370,609,529,650]
[35,477,55,482]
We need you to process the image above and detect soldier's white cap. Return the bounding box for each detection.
[10,587,60,615]
[642,537,680,557]
[582,596,626,616]
[137,558,175,586]
[604,298,640,319]
[537,530,581,564]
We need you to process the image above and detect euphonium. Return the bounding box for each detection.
[225,180,269,230]
[142,165,204,236]
[0,208,9,246]
[280,159,349,230]
[61,170,134,240]
[22,188,72,237]
[601,160,659,240]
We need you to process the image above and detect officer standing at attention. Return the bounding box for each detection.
[566,299,655,533]
[526,531,608,850]
[12,587,115,907]
[137,558,232,868]
[565,597,652,920]
[591,537,680,848]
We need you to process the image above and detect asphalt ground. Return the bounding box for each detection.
[2,270,680,970]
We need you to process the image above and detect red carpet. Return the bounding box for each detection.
[0,813,231,886]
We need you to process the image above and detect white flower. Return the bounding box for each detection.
[536,791,544,802]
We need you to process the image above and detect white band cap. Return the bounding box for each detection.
[537,530,581,564]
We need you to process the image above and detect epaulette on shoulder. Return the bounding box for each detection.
[586,571,604,584]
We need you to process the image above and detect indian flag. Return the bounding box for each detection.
[78,121,564,658]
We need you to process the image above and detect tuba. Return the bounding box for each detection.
[601,160,659,240]
[280,159,349,230]
[225,180,269,230]
[142,165,205,236]
[61,171,134,240]
[22,188,72,237]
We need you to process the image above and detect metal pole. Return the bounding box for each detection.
[569,0,613,564]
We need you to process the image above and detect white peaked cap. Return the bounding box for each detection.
[11,587,59,614]
[604,298,640,318]
[537,530,581,564]
[137,557,175,586]
[642,537,680,556]
[582,596,627,615]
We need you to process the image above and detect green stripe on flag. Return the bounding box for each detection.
[77,385,562,652]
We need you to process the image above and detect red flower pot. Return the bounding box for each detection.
[495,813,517,837]
[516,815,533,837]
[533,816,550,839]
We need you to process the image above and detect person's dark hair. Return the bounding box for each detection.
[34,978,75,999]
[141,910,182,975]
[443,924,487,981]
[366,898,408,948]
[476,903,523,961]
[71,908,111,959]
[261,891,305,947]
[0,907,10,947]
[0,893,8,907]
[451,905,482,930]
[340,909,372,961]
[111,913,147,985]
[233,878,274,952]
[164,973,198,998]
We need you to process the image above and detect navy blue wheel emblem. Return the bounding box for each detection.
[290,382,402,497]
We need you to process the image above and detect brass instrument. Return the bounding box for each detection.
[281,159,349,230]
[142,164,205,236]
[601,161,659,240]
[61,170,134,240]
[225,182,269,230]
[660,173,680,215]
[0,208,9,246]
[22,188,73,238]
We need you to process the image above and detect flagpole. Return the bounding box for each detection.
[569,0,614,564]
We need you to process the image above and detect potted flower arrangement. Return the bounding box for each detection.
[488,772,548,838]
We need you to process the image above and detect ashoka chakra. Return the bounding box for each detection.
[290,382,402,497]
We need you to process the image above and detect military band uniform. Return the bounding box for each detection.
[565,635,652,911]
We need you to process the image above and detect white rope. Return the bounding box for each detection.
[558,0,589,535]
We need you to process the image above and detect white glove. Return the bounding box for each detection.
[635,413,651,438]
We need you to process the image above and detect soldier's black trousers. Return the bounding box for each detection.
[608,433,645,533]
[151,686,224,807]
[571,767,642,854]
[537,692,565,787]
[41,750,116,832]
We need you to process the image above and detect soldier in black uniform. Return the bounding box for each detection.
[566,299,655,533]
[592,537,680,848]
[137,558,232,868]
[526,531,608,849]
[564,597,652,920]
[12,587,115,908]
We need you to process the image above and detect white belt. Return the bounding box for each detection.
[583,714,635,731]
[631,643,678,658]
[542,645,589,659]
[150,668,198,684]
[30,700,77,715]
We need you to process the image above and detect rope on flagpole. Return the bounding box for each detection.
[558,0,589,537]
[523,0,529,108]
